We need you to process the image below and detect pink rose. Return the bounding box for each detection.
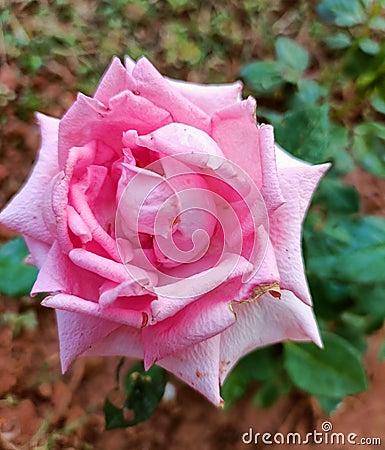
[0,56,329,405]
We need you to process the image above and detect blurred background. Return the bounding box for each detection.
[0,1,385,449]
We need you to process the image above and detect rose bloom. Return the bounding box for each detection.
[0,56,329,405]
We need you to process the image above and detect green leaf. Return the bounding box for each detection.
[221,346,278,406]
[359,37,380,55]
[284,332,367,397]
[307,216,385,284]
[317,0,366,27]
[352,122,385,177]
[272,104,330,163]
[368,16,385,30]
[0,237,38,297]
[104,362,166,429]
[327,124,354,175]
[324,32,352,49]
[275,37,309,83]
[353,283,385,318]
[313,178,359,215]
[316,395,343,414]
[290,79,326,108]
[370,90,385,114]
[240,61,284,94]
[378,340,385,361]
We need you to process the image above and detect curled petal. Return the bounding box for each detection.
[219,289,322,383]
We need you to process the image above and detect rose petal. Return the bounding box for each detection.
[219,289,322,383]
[143,293,236,368]
[94,56,136,105]
[270,161,330,305]
[132,57,210,131]
[167,77,242,115]
[55,309,120,371]
[157,335,222,406]
[258,124,285,212]
[80,324,143,359]
[0,114,59,243]
[58,91,171,166]
[211,97,262,187]
[32,241,102,299]
[42,293,150,329]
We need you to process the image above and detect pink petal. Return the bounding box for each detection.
[55,309,120,371]
[133,122,223,161]
[0,114,59,243]
[211,97,262,188]
[157,335,222,406]
[42,293,149,329]
[132,57,211,131]
[142,293,236,368]
[58,91,171,166]
[94,56,136,105]
[167,77,242,115]
[235,238,280,301]
[270,161,330,305]
[258,124,285,212]
[32,241,102,299]
[151,253,252,320]
[219,289,322,383]
[23,236,51,269]
[80,324,143,359]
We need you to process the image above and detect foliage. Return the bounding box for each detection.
[0,236,38,297]
[104,360,166,429]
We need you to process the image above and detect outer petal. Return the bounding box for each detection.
[157,335,222,406]
[142,293,236,369]
[219,289,322,383]
[80,324,143,359]
[0,114,59,243]
[270,161,330,305]
[166,78,242,115]
[55,309,120,371]
[211,98,262,187]
[132,57,211,132]
[258,124,285,213]
[94,56,136,105]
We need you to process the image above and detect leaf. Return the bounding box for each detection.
[324,32,352,49]
[353,283,385,318]
[317,0,366,27]
[316,395,343,414]
[272,104,330,163]
[275,37,309,83]
[312,178,359,215]
[221,346,278,406]
[352,122,385,177]
[253,375,292,408]
[368,16,385,31]
[306,216,385,284]
[290,79,326,108]
[0,237,38,297]
[359,37,380,55]
[104,362,166,429]
[240,61,284,94]
[370,90,385,114]
[378,340,385,361]
[284,332,367,397]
